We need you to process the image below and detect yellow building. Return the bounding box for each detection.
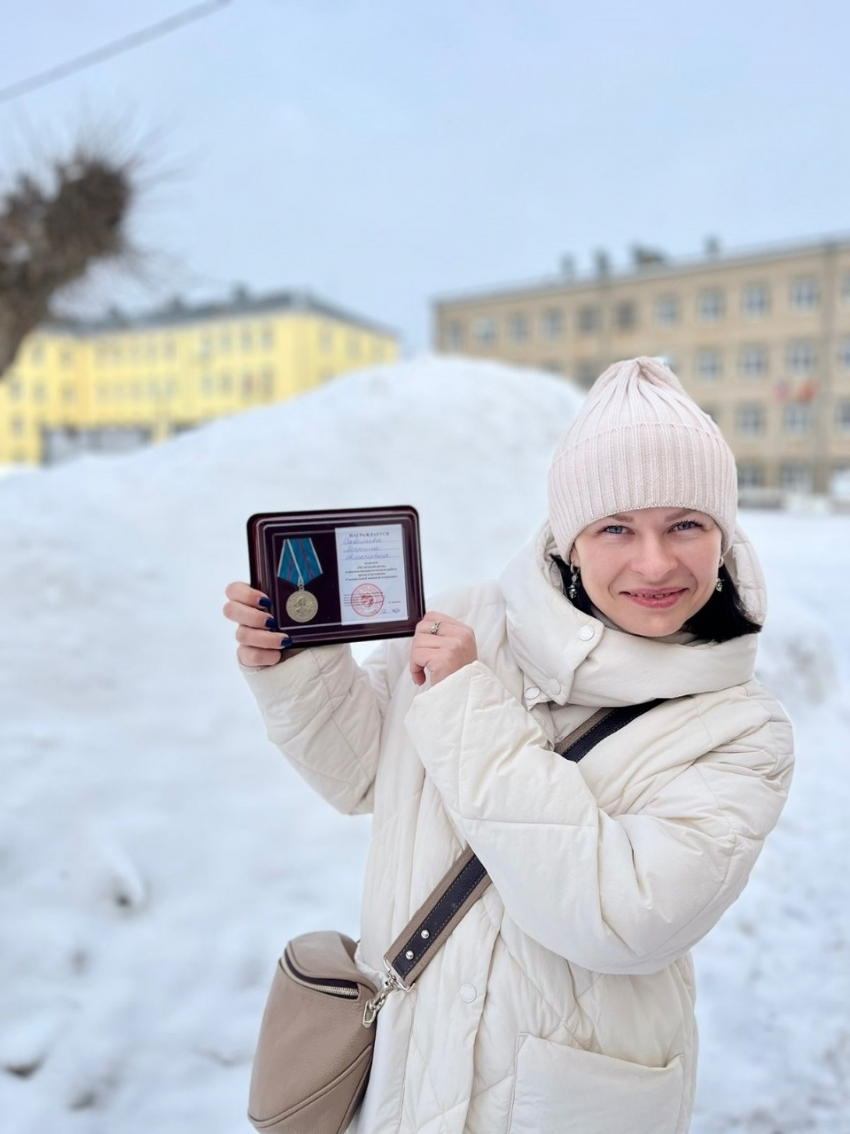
[0,289,399,465]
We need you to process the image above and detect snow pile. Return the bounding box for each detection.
[0,356,847,1133]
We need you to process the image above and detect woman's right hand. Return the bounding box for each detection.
[223,582,302,667]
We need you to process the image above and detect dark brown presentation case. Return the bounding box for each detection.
[247,505,425,647]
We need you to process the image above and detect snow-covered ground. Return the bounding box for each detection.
[1,356,847,1133]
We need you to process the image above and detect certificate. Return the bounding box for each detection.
[246,506,425,647]
[337,524,409,625]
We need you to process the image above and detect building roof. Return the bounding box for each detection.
[433,232,850,309]
[43,289,398,338]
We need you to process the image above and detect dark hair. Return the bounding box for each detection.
[551,556,762,644]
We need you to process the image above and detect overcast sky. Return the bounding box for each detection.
[2,0,848,351]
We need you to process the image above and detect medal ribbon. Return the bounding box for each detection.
[278,537,323,587]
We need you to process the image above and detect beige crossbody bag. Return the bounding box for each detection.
[247,697,664,1134]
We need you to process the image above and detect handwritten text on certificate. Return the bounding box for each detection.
[336,524,409,624]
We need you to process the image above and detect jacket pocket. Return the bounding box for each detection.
[507,1034,684,1134]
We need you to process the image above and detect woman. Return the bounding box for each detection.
[224,357,794,1134]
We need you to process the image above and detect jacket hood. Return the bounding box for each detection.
[497,521,767,708]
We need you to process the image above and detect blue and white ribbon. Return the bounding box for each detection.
[278,537,323,587]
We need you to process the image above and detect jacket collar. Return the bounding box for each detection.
[498,521,765,708]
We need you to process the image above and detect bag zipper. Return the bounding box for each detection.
[280,947,360,999]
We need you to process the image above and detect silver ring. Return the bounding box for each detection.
[430,620,441,635]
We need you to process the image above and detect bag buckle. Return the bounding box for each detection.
[362,961,410,1028]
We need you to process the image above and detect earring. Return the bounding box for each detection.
[568,563,580,600]
[715,555,725,593]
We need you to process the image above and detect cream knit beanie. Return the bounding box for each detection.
[548,356,738,558]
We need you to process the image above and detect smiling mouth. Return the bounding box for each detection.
[623,589,686,597]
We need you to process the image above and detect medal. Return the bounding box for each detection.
[278,537,323,623]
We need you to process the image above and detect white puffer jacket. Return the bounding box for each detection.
[240,522,794,1134]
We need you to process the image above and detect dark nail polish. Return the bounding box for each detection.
[265,617,279,629]
[258,597,272,610]
[280,636,292,648]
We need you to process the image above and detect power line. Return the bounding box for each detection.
[0,0,233,106]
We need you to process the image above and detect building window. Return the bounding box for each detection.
[242,373,254,395]
[841,273,850,304]
[242,328,254,351]
[783,403,811,434]
[131,383,142,399]
[577,306,600,334]
[165,380,177,398]
[201,375,214,395]
[736,404,766,435]
[348,333,360,358]
[30,343,45,365]
[738,463,765,489]
[320,326,334,351]
[261,325,274,349]
[654,296,679,326]
[835,401,850,432]
[575,361,598,389]
[61,349,74,368]
[700,405,720,424]
[543,360,562,374]
[200,333,213,356]
[695,348,722,380]
[697,289,724,322]
[444,321,464,350]
[839,337,850,369]
[220,372,233,394]
[33,383,46,403]
[508,313,529,343]
[261,369,274,397]
[11,417,24,436]
[473,317,497,346]
[787,340,816,376]
[62,386,76,404]
[614,301,637,331]
[740,345,769,378]
[541,309,563,339]
[164,340,176,359]
[9,378,22,400]
[220,330,231,353]
[780,463,813,492]
[742,283,770,316]
[789,276,819,311]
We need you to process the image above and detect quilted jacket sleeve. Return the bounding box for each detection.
[405,660,794,976]
[239,642,396,816]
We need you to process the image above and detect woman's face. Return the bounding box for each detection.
[570,507,724,637]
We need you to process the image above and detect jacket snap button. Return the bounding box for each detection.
[460,984,476,1002]
[578,626,594,641]
[525,686,540,700]
[405,950,415,960]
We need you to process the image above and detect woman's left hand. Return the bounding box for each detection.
[410,611,478,687]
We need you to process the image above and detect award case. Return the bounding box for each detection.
[247,505,425,647]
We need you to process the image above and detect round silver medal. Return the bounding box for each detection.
[286,588,319,623]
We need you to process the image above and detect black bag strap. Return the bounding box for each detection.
[383,698,664,986]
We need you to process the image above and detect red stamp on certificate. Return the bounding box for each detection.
[351,582,384,617]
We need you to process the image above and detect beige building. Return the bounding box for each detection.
[433,237,850,494]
